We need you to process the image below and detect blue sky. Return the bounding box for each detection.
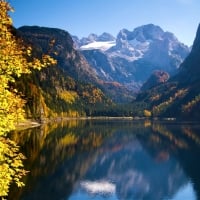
[10,0,200,46]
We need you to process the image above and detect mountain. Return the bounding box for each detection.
[15,26,113,119]
[174,24,200,84]
[73,33,114,50]
[18,26,98,82]
[75,24,190,91]
[13,24,195,119]
[135,24,200,119]
[140,70,170,91]
[72,32,116,50]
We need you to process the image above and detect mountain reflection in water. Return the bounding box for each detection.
[7,120,200,200]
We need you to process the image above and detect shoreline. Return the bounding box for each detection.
[15,116,200,130]
[15,116,135,130]
[15,119,41,130]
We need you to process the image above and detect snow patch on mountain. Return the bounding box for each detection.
[108,50,143,61]
[108,38,152,61]
[80,41,116,51]
[73,24,190,93]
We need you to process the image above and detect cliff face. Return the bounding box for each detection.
[175,24,200,84]
[18,26,98,82]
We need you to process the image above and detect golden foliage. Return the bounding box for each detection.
[152,89,188,116]
[0,0,55,134]
[82,87,103,104]
[0,0,56,197]
[0,137,28,197]
[182,94,200,113]
[58,90,78,104]
[58,133,78,147]
[143,109,152,117]
[150,94,160,101]
[144,120,152,127]
[152,123,188,149]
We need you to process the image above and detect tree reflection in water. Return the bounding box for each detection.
[7,120,200,200]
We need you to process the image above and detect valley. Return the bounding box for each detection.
[14,23,200,120]
[1,1,200,199]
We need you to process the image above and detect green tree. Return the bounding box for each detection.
[0,0,56,197]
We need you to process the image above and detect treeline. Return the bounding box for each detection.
[15,65,113,120]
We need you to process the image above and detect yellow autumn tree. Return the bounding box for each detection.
[144,109,152,117]
[0,0,56,197]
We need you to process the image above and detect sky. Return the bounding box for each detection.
[10,0,200,46]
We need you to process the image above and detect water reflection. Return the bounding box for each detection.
[7,120,200,200]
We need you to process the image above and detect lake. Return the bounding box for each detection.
[7,120,200,200]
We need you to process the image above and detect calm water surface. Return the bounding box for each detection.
[7,120,200,200]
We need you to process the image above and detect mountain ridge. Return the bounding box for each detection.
[15,26,115,119]
[135,23,200,119]
[13,24,199,119]
[74,24,190,91]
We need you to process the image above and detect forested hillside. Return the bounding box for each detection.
[15,26,113,120]
[135,24,200,119]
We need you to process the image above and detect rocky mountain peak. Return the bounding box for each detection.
[98,32,116,41]
[134,23,200,119]
[115,24,180,46]
[132,24,164,42]
[18,26,99,82]
[88,33,98,41]
[109,24,189,66]
[116,24,164,42]
[117,29,131,40]
[163,31,178,42]
[73,24,190,93]
[141,70,170,91]
[77,33,115,46]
